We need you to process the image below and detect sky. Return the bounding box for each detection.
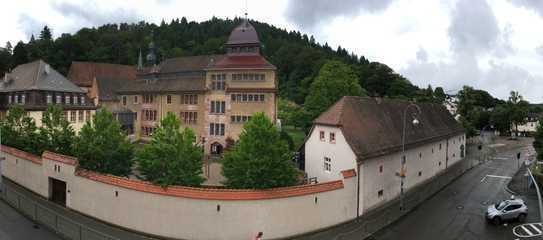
[2,0,543,102]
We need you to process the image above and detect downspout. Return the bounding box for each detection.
[356,161,361,221]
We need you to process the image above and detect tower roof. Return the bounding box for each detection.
[226,20,260,45]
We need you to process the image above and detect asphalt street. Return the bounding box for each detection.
[371,139,537,240]
[0,194,61,240]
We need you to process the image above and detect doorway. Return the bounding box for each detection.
[210,142,223,155]
[49,178,66,206]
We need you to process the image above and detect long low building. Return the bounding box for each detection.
[304,96,465,214]
[0,60,96,132]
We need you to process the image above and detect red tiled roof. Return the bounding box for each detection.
[42,151,78,166]
[67,62,136,87]
[76,169,344,200]
[1,145,42,165]
[341,169,357,179]
[210,55,276,70]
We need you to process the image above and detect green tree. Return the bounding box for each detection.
[533,123,543,160]
[40,105,75,155]
[222,112,299,189]
[304,60,366,128]
[491,104,512,136]
[12,41,28,67]
[74,108,134,176]
[0,105,45,155]
[508,91,529,136]
[434,87,446,104]
[136,112,204,187]
[39,26,53,41]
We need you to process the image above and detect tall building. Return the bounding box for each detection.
[67,62,137,133]
[0,60,96,133]
[117,20,277,155]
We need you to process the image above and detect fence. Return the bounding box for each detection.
[1,181,120,240]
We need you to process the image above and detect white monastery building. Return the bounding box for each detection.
[304,96,465,213]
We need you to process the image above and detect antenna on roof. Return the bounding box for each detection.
[244,0,248,22]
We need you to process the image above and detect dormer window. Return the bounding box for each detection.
[46,94,52,104]
[65,95,70,105]
[81,96,85,105]
[21,94,25,104]
[56,95,61,104]
[73,95,78,105]
[7,94,11,104]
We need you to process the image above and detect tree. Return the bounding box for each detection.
[39,26,53,41]
[0,105,45,155]
[74,108,134,176]
[12,41,28,67]
[434,87,446,104]
[40,105,76,155]
[304,60,366,129]
[222,112,299,189]
[491,104,512,136]
[533,123,543,160]
[136,112,204,187]
[508,91,529,136]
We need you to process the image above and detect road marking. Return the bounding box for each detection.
[480,175,512,182]
[513,223,542,238]
[492,157,509,160]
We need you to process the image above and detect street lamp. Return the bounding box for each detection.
[399,103,422,211]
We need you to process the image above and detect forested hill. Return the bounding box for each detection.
[0,17,443,104]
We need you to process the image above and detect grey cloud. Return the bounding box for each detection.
[285,0,394,29]
[447,0,512,56]
[17,14,47,39]
[509,0,543,17]
[51,1,142,29]
[416,47,428,62]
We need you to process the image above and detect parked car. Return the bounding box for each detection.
[486,197,528,225]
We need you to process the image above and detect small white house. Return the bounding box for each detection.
[304,96,465,214]
[513,112,540,136]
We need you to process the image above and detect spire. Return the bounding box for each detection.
[137,48,143,70]
[146,30,156,66]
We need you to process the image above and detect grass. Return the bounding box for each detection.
[283,125,306,150]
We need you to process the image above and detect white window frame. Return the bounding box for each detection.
[65,95,71,105]
[134,95,139,104]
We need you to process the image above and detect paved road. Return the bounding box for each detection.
[0,193,61,240]
[371,140,537,240]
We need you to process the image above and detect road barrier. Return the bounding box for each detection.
[1,183,120,240]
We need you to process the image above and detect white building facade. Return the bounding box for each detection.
[305,96,465,214]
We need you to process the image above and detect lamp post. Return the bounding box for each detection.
[399,103,422,211]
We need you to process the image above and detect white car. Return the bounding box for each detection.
[486,198,528,225]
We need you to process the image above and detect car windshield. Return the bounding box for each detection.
[495,201,508,210]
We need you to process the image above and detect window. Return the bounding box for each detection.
[167,95,172,104]
[231,93,265,102]
[21,94,25,104]
[134,95,139,104]
[505,205,521,211]
[70,111,76,123]
[419,152,422,158]
[7,94,11,104]
[85,110,91,121]
[63,111,68,121]
[319,131,325,141]
[379,165,383,173]
[330,132,336,143]
[180,111,198,124]
[439,143,442,150]
[81,96,85,105]
[211,74,226,90]
[209,123,225,136]
[232,73,265,81]
[134,112,137,121]
[181,94,198,105]
[210,101,225,114]
[56,95,62,104]
[324,157,331,172]
[439,161,442,166]
[122,96,127,106]
[378,190,383,198]
[418,171,422,177]
[143,94,154,104]
[432,148,434,153]
[66,95,71,105]
[231,115,251,123]
[78,111,84,122]
[46,94,52,104]
[142,110,158,121]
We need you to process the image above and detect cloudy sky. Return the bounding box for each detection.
[2,0,543,102]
